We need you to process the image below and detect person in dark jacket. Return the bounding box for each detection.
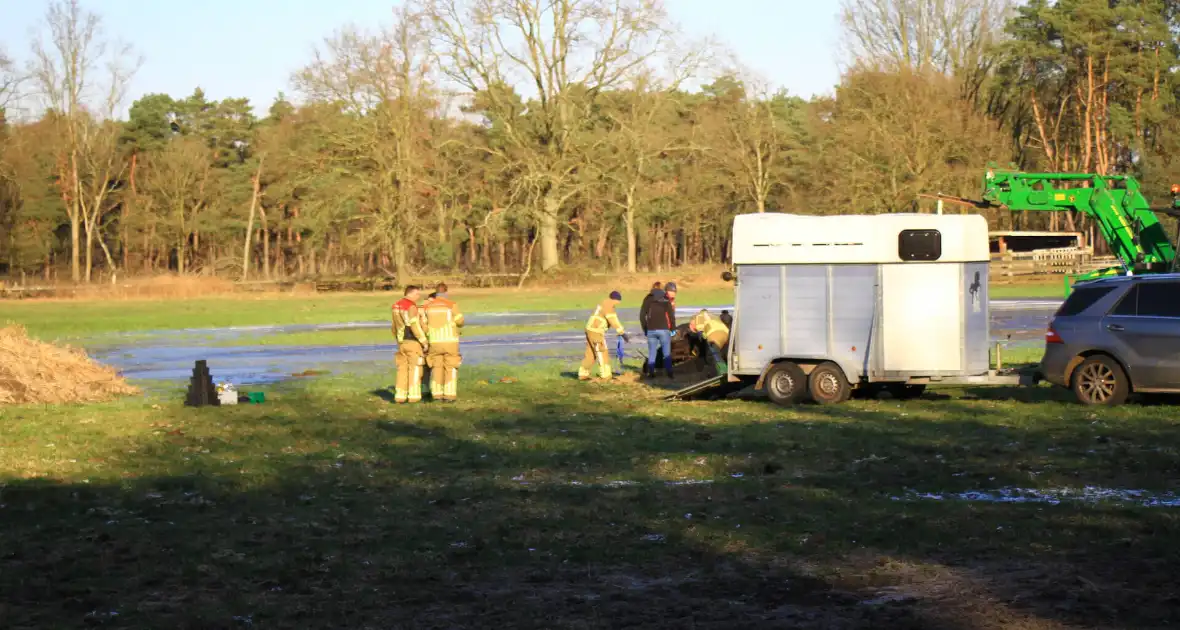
[643,288,677,378]
[638,281,662,335]
[639,281,665,367]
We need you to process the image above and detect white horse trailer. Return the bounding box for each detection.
[717,212,1032,405]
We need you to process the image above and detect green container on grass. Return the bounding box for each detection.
[246,392,265,404]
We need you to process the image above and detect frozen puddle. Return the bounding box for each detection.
[511,477,719,488]
[92,330,596,385]
[85,299,1060,386]
[896,486,1180,508]
[83,305,739,348]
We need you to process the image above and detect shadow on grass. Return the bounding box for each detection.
[370,388,399,404]
[3,375,1180,628]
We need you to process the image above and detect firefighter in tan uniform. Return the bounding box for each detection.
[391,285,428,403]
[688,308,730,374]
[422,283,465,402]
[579,290,629,381]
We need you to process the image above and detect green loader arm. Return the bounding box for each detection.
[980,169,1178,290]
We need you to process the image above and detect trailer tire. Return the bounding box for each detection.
[764,361,807,407]
[808,362,850,405]
[1071,355,1129,406]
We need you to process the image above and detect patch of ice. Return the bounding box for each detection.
[665,479,714,486]
[900,486,1180,507]
[641,533,666,542]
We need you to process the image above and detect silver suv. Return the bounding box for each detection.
[1040,274,1180,405]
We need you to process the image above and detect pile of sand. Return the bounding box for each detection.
[0,326,139,405]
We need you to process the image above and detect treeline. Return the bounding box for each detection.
[2,0,1180,284]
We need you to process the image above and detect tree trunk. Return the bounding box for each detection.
[625,201,637,274]
[241,158,264,281]
[70,214,81,283]
[263,227,271,280]
[241,207,257,281]
[144,227,152,273]
[123,152,137,271]
[260,209,271,281]
[84,224,94,283]
[467,226,477,269]
[540,194,560,271]
[393,232,407,284]
[276,229,286,278]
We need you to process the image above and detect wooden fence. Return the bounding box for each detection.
[989,248,1118,283]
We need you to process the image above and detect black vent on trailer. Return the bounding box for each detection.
[898,229,942,261]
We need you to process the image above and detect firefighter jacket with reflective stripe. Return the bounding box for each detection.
[690,309,728,340]
[422,296,465,343]
[585,299,625,334]
[392,298,426,343]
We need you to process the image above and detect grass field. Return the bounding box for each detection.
[2,362,1178,628]
[0,282,1061,341]
[0,286,734,341]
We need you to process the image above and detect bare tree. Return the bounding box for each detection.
[295,5,435,282]
[693,70,807,214]
[839,0,1012,77]
[0,48,22,114]
[426,0,675,271]
[27,0,140,282]
[599,50,707,272]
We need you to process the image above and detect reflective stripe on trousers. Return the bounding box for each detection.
[395,341,425,403]
[578,332,611,379]
[427,342,461,399]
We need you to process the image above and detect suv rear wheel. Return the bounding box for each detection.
[1071,355,1130,406]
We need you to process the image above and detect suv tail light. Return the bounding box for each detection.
[1045,323,1064,344]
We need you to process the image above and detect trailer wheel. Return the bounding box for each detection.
[1071,355,1129,406]
[808,362,850,405]
[764,361,807,407]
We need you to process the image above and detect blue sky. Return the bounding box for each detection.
[1,0,842,117]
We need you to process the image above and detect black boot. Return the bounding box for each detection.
[664,356,675,379]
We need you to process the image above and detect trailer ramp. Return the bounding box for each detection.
[663,375,747,401]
